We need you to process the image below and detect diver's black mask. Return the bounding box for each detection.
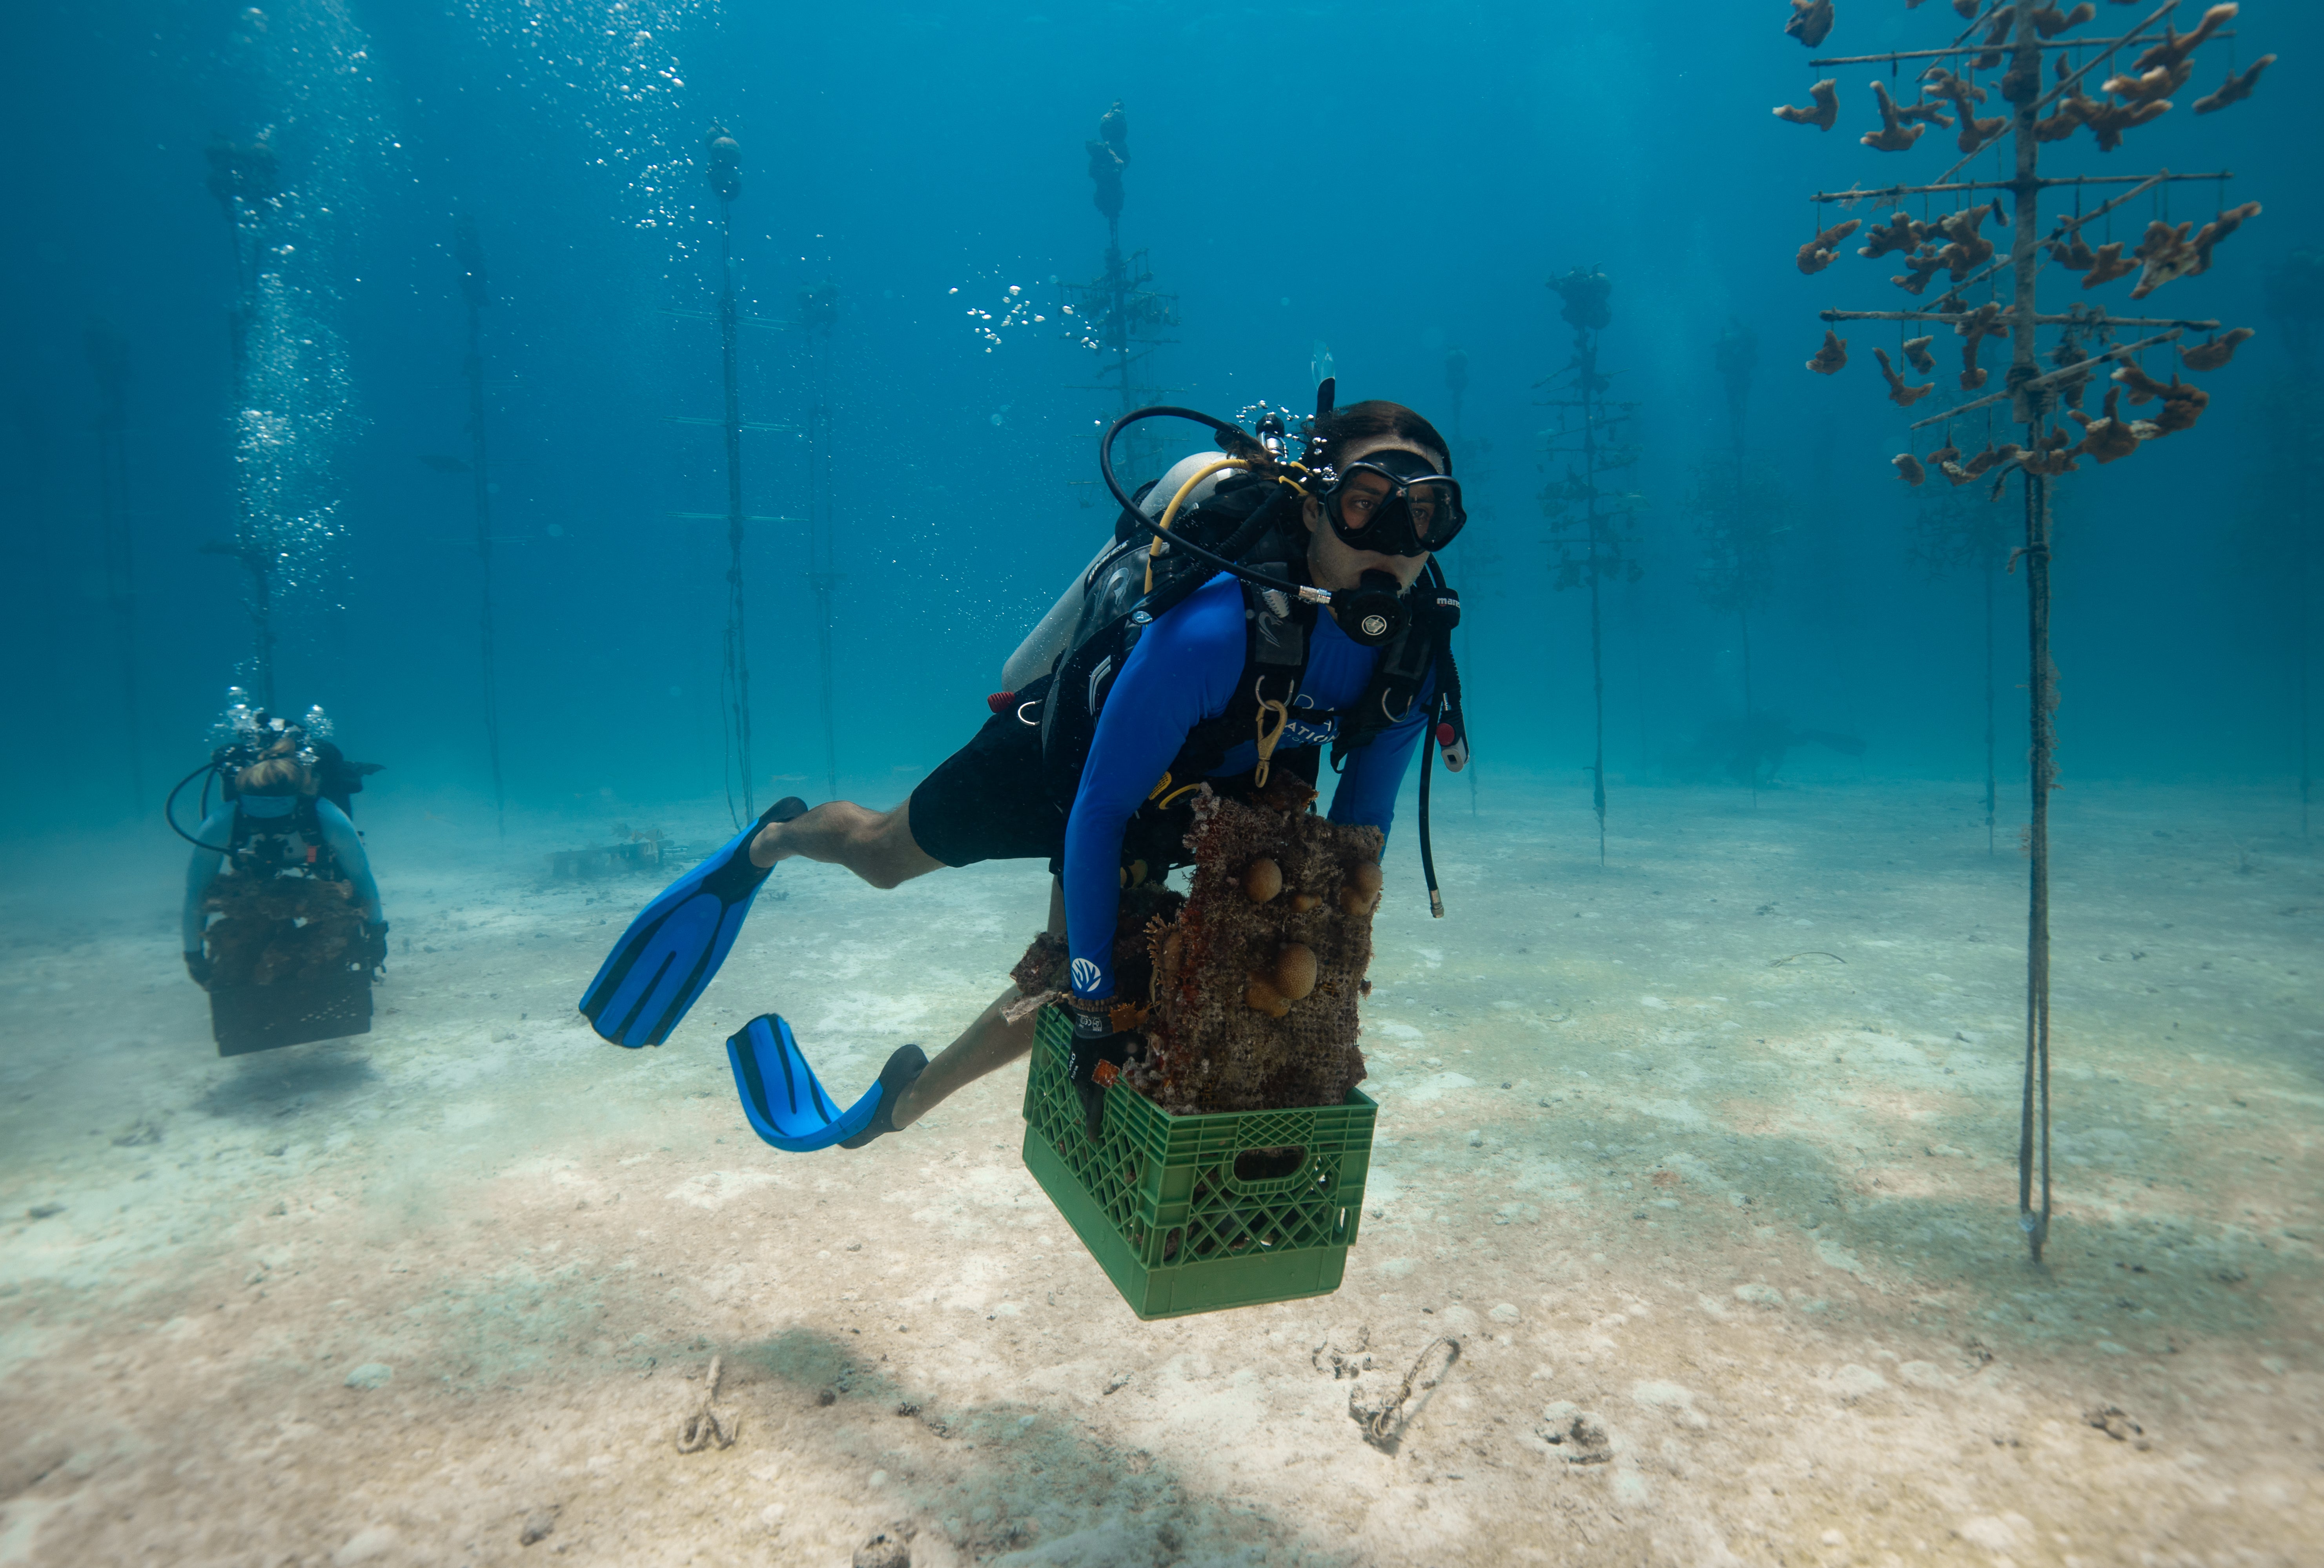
[1333,570,1410,648]
[1322,448,1465,558]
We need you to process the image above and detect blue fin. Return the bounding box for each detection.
[725,1014,887,1152]
[577,800,802,1047]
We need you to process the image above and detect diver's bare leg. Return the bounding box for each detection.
[891,878,1066,1129]
[748,799,942,889]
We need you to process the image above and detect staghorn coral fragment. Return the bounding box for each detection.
[1890,249,1951,296]
[1858,211,1928,260]
[1784,0,1834,48]
[1874,346,1936,406]
[2069,387,2142,463]
[2102,58,2194,102]
[2131,4,2237,75]
[2124,203,2260,300]
[2031,2,2095,37]
[1243,857,1283,903]
[2044,230,2099,271]
[1929,440,1976,485]
[1894,452,1927,486]
[2178,327,2254,372]
[2079,97,2171,152]
[1902,335,1937,374]
[1961,441,2022,479]
[1797,219,1861,275]
[2035,93,2091,142]
[2082,241,2136,288]
[1774,79,1841,130]
[1954,301,2006,389]
[1862,81,1928,152]
[1920,68,2007,152]
[1934,203,1999,279]
[2113,361,2172,404]
[1807,329,1849,375]
[2195,54,2273,115]
[1967,5,2014,71]
[2189,201,2261,271]
[2127,219,2199,297]
[2145,375,2208,435]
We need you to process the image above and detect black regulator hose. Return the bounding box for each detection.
[165,762,234,851]
[1417,719,1443,920]
[1097,405,1322,607]
[1096,405,1264,517]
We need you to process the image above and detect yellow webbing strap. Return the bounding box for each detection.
[1251,677,1291,788]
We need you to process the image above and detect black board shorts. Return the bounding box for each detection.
[908,676,1322,877]
[908,683,1071,871]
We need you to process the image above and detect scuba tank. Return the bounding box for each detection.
[1001,445,1280,694]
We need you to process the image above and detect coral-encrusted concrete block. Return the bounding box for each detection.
[1137,787,1379,1114]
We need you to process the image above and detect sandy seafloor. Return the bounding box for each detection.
[2,774,2319,1568]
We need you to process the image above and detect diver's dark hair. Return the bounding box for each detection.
[1307,400,1452,474]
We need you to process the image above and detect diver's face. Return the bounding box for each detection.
[1301,437,1442,594]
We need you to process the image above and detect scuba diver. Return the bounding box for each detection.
[172,701,388,1053]
[581,393,1468,1151]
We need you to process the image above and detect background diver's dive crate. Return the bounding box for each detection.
[209,966,373,1057]
[1020,1005,1374,1320]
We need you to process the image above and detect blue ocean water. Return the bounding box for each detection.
[3,6,2321,1564]
[4,1,2317,825]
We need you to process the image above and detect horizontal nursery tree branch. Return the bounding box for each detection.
[1819,310,2220,329]
[1814,171,2229,205]
[1808,33,2231,67]
[1907,328,2184,430]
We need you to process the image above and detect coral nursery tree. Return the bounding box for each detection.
[1539,267,1646,864]
[1774,0,2272,1262]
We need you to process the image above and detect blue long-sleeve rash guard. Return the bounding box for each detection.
[182,797,382,952]
[1062,572,1430,1000]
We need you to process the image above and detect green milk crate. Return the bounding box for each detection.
[1020,1005,1375,1320]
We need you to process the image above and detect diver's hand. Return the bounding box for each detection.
[360,920,391,974]
[184,951,212,990]
[1065,1005,1133,1138]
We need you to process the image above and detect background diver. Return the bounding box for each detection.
[180,712,387,991]
[581,397,1470,1150]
